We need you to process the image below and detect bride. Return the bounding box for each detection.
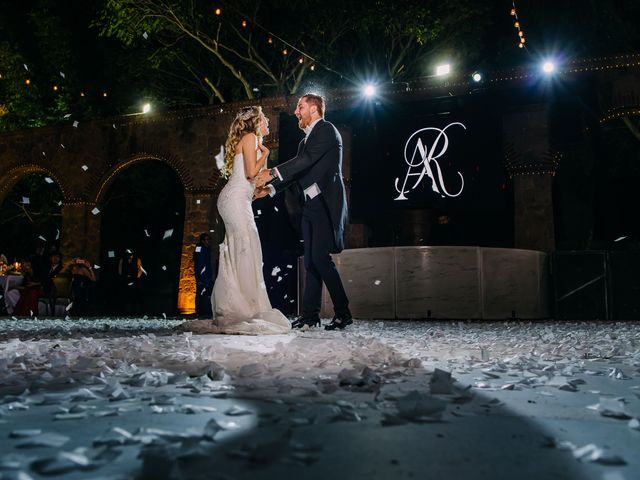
[184,106,291,335]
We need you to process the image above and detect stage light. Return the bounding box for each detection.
[472,72,482,82]
[362,84,377,98]
[542,61,556,74]
[435,64,451,76]
[142,103,151,114]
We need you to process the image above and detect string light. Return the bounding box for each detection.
[282,48,288,55]
[241,20,247,28]
[52,85,59,91]
[298,57,304,64]
[80,91,85,97]
[102,92,108,97]
[510,1,527,50]
[267,37,273,44]
[214,7,221,15]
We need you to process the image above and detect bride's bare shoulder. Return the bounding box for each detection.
[235,133,257,154]
[239,132,257,146]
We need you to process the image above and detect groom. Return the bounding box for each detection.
[255,94,352,330]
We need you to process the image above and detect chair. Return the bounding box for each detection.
[38,275,72,316]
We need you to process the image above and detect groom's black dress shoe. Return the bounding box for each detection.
[324,316,353,331]
[291,316,321,329]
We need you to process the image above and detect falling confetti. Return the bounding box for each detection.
[142,32,149,39]
[108,251,115,258]
[81,165,88,171]
[21,197,30,204]
[44,177,54,184]
[73,121,79,128]
[91,207,100,215]
[163,229,174,240]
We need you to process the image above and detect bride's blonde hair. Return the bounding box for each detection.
[221,106,263,178]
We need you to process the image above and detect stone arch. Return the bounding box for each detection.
[92,153,195,206]
[0,164,70,205]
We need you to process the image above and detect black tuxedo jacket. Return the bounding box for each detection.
[270,119,347,253]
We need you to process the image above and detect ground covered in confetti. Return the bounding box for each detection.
[1,319,639,480]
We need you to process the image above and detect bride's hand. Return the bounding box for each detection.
[253,186,270,201]
[257,143,269,161]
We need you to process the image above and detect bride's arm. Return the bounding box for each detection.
[242,134,268,180]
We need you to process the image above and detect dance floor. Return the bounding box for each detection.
[0,318,638,479]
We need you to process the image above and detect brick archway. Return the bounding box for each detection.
[0,164,71,205]
[92,153,195,207]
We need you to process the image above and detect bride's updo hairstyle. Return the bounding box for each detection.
[221,105,263,179]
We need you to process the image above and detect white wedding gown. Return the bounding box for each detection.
[198,149,291,335]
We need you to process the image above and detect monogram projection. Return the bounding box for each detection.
[394,122,467,201]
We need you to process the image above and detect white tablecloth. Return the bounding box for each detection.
[1,275,24,313]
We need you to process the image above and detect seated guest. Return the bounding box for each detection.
[12,260,44,316]
[0,253,8,274]
[61,257,96,316]
[42,251,64,295]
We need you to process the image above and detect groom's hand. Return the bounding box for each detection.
[255,169,272,188]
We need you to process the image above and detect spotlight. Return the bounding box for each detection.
[472,72,482,82]
[435,64,451,76]
[362,84,377,98]
[142,103,151,114]
[542,61,556,74]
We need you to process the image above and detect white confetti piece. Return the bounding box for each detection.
[274,206,279,212]
[59,71,66,78]
[60,143,65,148]
[144,229,150,237]
[91,207,100,215]
[63,113,71,118]
[23,63,29,71]
[38,235,47,241]
[82,165,88,171]
[374,280,381,285]
[73,120,79,128]
[196,199,201,204]
[195,246,202,252]
[93,264,100,269]
[108,251,115,258]
[163,229,174,240]
[21,197,30,204]
[44,177,54,183]
[142,31,148,39]
[271,266,281,276]
[162,265,167,270]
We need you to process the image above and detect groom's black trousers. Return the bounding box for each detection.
[301,195,350,318]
